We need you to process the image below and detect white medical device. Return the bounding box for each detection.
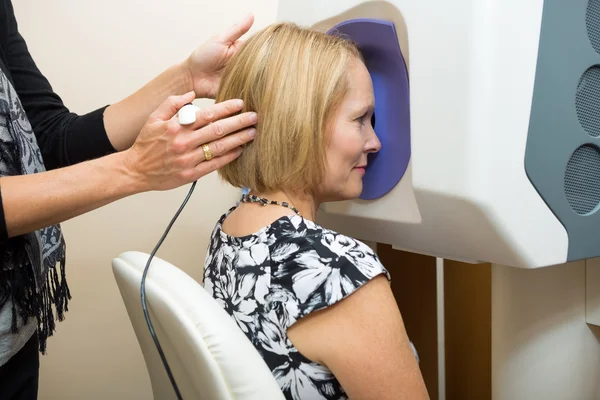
[278,0,600,268]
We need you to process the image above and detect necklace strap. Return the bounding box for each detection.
[240,194,301,216]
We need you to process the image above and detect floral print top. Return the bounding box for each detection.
[203,206,390,400]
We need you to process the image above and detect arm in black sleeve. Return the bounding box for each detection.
[5,0,116,170]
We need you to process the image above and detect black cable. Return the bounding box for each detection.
[140,181,197,400]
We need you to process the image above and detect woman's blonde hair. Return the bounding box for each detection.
[216,22,361,193]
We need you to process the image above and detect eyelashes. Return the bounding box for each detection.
[357,111,376,128]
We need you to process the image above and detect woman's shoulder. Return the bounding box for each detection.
[268,215,388,279]
[268,215,379,257]
[267,215,390,316]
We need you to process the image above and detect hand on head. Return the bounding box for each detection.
[185,14,255,99]
[123,15,258,191]
[124,91,257,191]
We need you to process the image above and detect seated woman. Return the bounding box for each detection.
[203,22,429,400]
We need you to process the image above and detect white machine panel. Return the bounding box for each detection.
[277,0,600,268]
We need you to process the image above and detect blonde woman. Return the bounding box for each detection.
[203,23,429,400]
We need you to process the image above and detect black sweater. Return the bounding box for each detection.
[0,0,116,240]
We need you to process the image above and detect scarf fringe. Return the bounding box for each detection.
[0,68,71,356]
[0,239,71,354]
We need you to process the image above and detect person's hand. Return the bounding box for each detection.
[185,14,254,99]
[123,91,256,191]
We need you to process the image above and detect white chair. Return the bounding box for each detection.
[112,251,284,400]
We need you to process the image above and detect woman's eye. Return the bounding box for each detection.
[371,112,376,128]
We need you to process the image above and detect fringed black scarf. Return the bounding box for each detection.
[0,68,71,354]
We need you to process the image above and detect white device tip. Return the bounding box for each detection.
[178,104,200,125]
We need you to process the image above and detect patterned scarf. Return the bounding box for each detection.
[0,68,70,354]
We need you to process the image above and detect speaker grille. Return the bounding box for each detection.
[576,67,600,137]
[587,0,600,54]
[565,145,600,215]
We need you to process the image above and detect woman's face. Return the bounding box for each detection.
[317,58,381,202]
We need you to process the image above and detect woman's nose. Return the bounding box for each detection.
[368,135,382,154]
[367,122,381,154]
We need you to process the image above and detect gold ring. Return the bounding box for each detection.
[202,143,213,161]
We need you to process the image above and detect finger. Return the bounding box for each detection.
[190,98,245,130]
[232,39,246,52]
[193,147,245,179]
[192,111,257,147]
[151,91,196,121]
[215,14,254,44]
[190,127,256,163]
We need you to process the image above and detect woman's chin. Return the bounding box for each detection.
[317,182,363,203]
[347,182,364,199]
[333,189,363,202]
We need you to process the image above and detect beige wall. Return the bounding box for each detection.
[12,1,277,398]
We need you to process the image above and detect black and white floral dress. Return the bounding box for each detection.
[203,205,391,400]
